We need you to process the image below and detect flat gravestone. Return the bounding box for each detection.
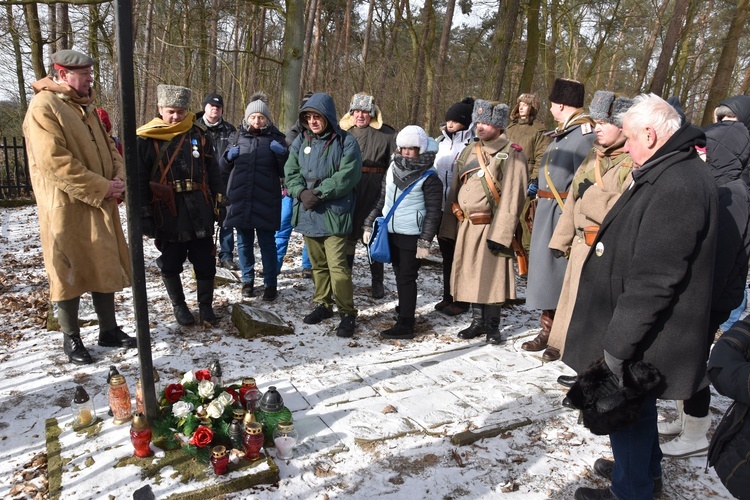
[230,303,294,338]
[214,267,240,286]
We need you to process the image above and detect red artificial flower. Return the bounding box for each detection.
[195,369,212,382]
[164,383,185,403]
[225,387,240,405]
[189,425,214,448]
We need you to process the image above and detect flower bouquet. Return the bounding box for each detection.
[152,369,242,462]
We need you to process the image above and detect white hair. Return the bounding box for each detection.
[622,93,681,138]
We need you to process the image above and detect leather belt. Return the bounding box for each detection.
[362,166,387,174]
[537,189,568,200]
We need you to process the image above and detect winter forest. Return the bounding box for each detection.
[0,0,748,139]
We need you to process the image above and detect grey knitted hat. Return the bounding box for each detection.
[349,93,375,114]
[157,85,191,109]
[589,90,634,127]
[245,92,271,122]
[472,100,509,129]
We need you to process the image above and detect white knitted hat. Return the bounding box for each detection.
[397,125,428,154]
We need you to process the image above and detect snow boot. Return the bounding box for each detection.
[485,304,507,344]
[658,400,684,436]
[163,276,195,325]
[380,317,415,340]
[458,304,486,339]
[197,279,218,325]
[660,414,711,458]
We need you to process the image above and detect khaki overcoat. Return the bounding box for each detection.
[547,144,634,353]
[439,135,528,304]
[23,77,131,302]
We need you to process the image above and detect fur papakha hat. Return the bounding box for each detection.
[349,93,375,115]
[549,78,585,108]
[245,92,271,122]
[157,84,191,109]
[472,100,509,129]
[589,91,633,127]
[396,125,429,155]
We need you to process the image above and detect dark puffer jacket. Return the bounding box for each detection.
[220,123,287,231]
[707,318,750,499]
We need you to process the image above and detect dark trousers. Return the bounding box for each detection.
[610,397,662,499]
[437,237,455,301]
[390,233,421,320]
[684,310,728,417]
[156,237,216,280]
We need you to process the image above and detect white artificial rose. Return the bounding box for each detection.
[198,379,215,399]
[181,371,195,385]
[206,400,225,419]
[172,401,194,419]
[217,391,234,407]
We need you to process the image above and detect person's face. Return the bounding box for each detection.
[304,111,327,134]
[594,120,624,149]
[60,67,94,97]
[204,103,223,124]
[353,109,372,128]
[445,120,465,133]
[518,102,531,119]
[400,147,419,159]
[550,101,565,122]
[159,106,188,124]
[247,113,268,130]
[475,122,502,142]
[622,118,652,168]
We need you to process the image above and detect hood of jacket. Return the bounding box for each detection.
[704,121,750,186]
[719,95,750,131]
[299,93,342,137]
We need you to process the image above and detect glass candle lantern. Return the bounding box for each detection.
[130,411,153,457]
[208,360,222,386]
[108,374,132,425]
[106,366,119,417]
[229,410,245,451]
[239,378,262,412]
[272,421,298,460]
[72,386,96,430]
[135,378,144,415]
[243,422,264,461]
[210,445,230,475]
[255,386,292,447]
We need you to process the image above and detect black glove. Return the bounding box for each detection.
[578,178,594,198]
[604,350,625,387]
[141,216,155,238]
[551,249,566,259]
[299,189,321,211]
[487,240,508,255]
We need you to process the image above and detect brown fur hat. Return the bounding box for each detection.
[510,93,541,120]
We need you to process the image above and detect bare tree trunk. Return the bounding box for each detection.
[633,0,669,92]
[24,3,46,80]
[48,5,57,51]
[310,1,323,90]
[280,0,306,133]
[740,64,750,95]
[429,0,456,132]
[209,0,220,90]
[648,0,689,96]
[7,5,28,110]
[301,0,318,91]
[700,0,749,125]
[359,0,375,90]
[606,18,628,90]
[518,0,541,95]
[544,0,558,95]
[58,4,70,50]
[342,0,352,92]
[139,0,156,124]
[491,0,520,100]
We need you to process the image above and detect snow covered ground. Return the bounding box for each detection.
[0,204,736,499]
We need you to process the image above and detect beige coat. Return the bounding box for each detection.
[439,135,528,304]
[23,77,131,302]
[547,145,633,352]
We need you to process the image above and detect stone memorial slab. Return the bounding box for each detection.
[230,303,294,338]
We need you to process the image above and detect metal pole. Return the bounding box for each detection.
[114,0,157,424]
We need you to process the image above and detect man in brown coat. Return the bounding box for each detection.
[439,100,528,344]
[23,49,136,365]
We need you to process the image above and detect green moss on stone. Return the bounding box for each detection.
[45,418,62,500]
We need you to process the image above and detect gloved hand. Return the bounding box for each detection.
[270,140,286,154]
[527,178,538,198]
[141,217,155,238]
[299,189,321,211]
[551,249,566,259]
[362,228,372,245]
[578,178,594,198]
[416,239,430,259]
[604,350,625,387]
[225,145,240,161]
[487,239,508,255]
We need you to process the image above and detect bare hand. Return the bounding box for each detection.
[106,177,125,199]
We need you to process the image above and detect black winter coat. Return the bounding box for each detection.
[138,123,224,242]
[220,124,287,231]
[707,318,750,499]
[197,113,237,159]
[563,123,718,400]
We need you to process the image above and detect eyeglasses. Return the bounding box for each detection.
[304,113,324,122]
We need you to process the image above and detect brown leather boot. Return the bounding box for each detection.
[521,310,555,351]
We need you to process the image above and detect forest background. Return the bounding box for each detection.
[0,0,748,142]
